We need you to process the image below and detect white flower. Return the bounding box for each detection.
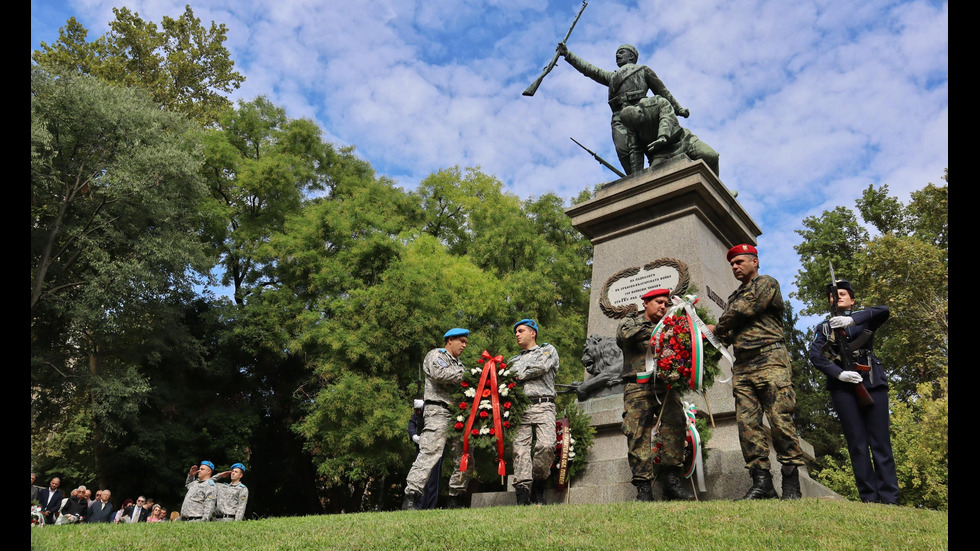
[499,387,509,397]
[570,438,576,445]
[503,411,510,418]
[457,415,464,422]
[479,427,490,435]
[479,400,491,410]
[472,368,483,375]
[499,370,509,377]
[464,388,476,398]
[568,451,576,458]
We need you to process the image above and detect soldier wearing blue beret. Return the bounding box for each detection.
[403,328,473,509]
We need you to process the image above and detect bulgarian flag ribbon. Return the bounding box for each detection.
[682,401,707,492]
[460,350,507,477]
[641,295,734,388]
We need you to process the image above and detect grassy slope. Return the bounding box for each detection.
[31,499,947,550]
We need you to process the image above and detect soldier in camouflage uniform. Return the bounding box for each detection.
[402,328,473,510]
[556,42,690,175]
[509,319,559,506]
[709,244,805,500]
[181,461,217,521]
[618,288,695,502]
[213,462,249,521]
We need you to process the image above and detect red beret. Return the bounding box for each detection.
[641,288,671,301]
[727,244,758,261]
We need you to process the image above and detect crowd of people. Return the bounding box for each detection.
[31,461,250,525]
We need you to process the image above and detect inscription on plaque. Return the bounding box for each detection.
[599,258,690,319]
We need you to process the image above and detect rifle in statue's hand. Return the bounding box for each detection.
[828,261,874,407]
[522,1,588,96]
[571,137,627,178]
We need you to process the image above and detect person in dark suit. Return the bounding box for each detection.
[810,279,899,504]
[121,496,150,523]
[87,490,115,523]
[38,477,63,522]
[31,473,43,503]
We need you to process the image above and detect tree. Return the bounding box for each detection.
[33,5,244,125]
[31,66,213,483]
[201,97,340,306]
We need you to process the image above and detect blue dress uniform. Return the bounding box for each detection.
[810,306,899,504]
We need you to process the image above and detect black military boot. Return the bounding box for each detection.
[515,485,532,506]
[633,481,654,502]
[736,467,777,500]
[531,479,546,505]
[446,494,463,509]
[663,468,696,501]
[781,465,802,500]
[402,490,421,510]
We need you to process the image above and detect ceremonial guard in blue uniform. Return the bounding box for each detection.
[810,279,899,504]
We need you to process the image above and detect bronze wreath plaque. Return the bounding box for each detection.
[599,258,690,319]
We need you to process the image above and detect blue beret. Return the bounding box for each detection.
[513,319,539,333]
[231,462,246,473]
[443,328,470,339]
[200,460,215,470]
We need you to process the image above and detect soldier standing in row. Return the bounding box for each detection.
[181,461,217,521]
[617,288,695,502]
[403,328,473,510]
[709,244,805,500]
[509,319,560,505]
[214,462,249,521]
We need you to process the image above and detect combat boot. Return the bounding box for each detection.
[401,490,421,510]
[663,468,696,501]
[446,494,463,509]
[781,465,802,500]
[633,481,653,502]
[736,467,777,500]
[515,485,532,506]
[531,479,546,505]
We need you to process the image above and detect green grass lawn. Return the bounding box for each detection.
[31,499,947,550]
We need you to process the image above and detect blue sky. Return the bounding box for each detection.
[32,0,948,326]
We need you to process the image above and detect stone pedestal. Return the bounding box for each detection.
[470,157,838,508]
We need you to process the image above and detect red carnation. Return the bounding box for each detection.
[459,402,468,409]
[508,382,516,389]
[482,388,491,398]
[461,381,469,387]
[488,428,495,436]
[503,421,511,428]
[454,422,464,430]
[479,411,489,418]
[503,402,512,409]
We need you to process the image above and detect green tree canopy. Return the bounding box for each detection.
[33,5,244,125]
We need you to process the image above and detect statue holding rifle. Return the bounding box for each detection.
[556,42,690,176]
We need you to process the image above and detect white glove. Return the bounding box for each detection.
[829,316,854,329]
[413,399,424,409]
[412,434,421,444]
[837,371,863,384]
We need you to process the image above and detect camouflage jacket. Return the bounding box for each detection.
[181,475,216,520]
[616,311,656,376]
[423,348,465,405]
[510,344,559,399]
[216,482,248,521]
[714,274,786,355]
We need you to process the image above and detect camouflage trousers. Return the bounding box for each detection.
[405,405,470,496]
[622,383,686,482]
[732,347,804,470]
[513,401,557,489]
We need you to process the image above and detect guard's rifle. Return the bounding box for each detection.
[522,1,588,96]
[571,137,627,178]
[828,261,874,407]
